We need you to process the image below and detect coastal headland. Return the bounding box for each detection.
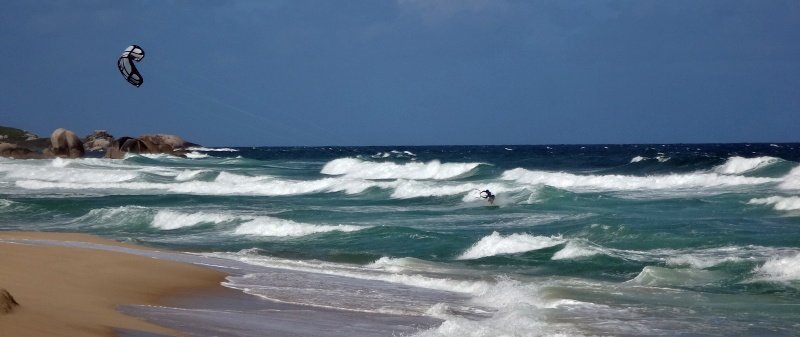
[0,125,198,159]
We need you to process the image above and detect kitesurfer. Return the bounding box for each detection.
[480,189,495,205]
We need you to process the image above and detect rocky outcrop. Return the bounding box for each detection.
[0,125,199,160]
[0,288,19,314]
[105,137,147,159]
[104,135,192,159]
[46,128,84,158]
[0,142,42,159]
[138,134,197,150]
[83,130,115,152]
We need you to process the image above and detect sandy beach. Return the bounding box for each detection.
[0,231,227,337]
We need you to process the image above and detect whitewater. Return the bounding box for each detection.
[1,144,799,336]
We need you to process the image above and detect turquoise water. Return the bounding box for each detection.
[1,144,799,336]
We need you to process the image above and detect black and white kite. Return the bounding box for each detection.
[117,45,145,87]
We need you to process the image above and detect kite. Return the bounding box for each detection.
[117,45,145,87]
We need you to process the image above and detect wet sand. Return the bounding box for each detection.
[0,231,227,337]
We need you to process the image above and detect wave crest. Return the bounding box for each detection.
[752,253,800,283]
[152,210,238,230]
[234,217,366,237]
[713,156,780,175]
[321,158,480,180]
[627,266,723,287]
[748,196,800,211]
[501,168,777,192]
[457,232,564,260]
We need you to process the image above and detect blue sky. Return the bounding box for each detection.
[1,0,798,146]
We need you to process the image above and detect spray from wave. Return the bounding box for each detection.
[713,156,780,175]
[752,253,800,283]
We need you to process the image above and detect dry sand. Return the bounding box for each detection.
[0,231,227,337]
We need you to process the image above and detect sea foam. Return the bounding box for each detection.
[187,147,239,152]
[628,266,723,287]
[389,180,509,200]
[233,216,366,237]
[752,253,800,282]
[168,172,379,196]
[216,252,489,294]
[778,166,800,190]
[321,158,480,180]
[457,232,564,260]
[551,241,603,260]
[10,165,140,184]
[184,151,212,159]
[152,210,237,230]
[501,168,777,192]
[415,277,587,337]
[748,196,800,211]
[713,156,780,175]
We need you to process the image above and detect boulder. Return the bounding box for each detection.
[105,134,196,159]
[105,137,142,159]
[49,128,84,158]
[83,130,115,152]
[0,288,19,314]
[138,134,196,150]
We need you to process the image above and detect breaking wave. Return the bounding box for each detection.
[152,210,238,230]
[752,253,800,283]
[779,166,800,190]
[501,168,778,192]
[367,150,416,159]
[748,196,800,211]
[321,158,481,180]
[457,232,565,260]
[188,147,239,152]
[233,216,367,237]
[551,241,603,260]
[713,156,780,175]
[627,266,724,287]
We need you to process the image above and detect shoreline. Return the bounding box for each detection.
[0,231,227,337]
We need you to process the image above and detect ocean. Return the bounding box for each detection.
[1,144,799,336]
